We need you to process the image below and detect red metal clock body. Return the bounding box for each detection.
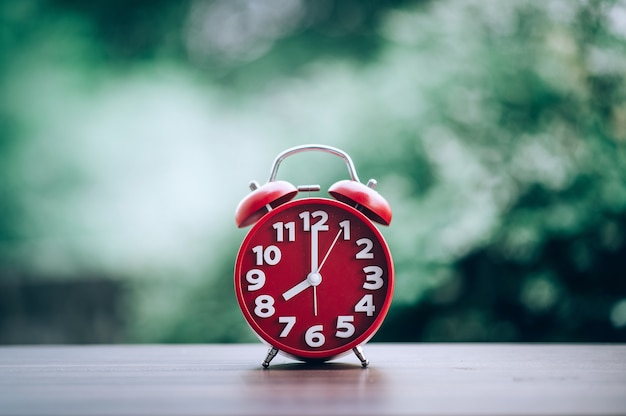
[234,145,394,367]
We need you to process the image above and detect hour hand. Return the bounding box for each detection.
[282,272,322,301]
[282,279,311,301]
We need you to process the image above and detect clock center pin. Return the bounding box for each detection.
[307,272,322,286]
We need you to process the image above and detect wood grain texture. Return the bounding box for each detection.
[0,343,625,415]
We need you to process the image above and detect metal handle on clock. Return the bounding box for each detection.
[267,144,361,183]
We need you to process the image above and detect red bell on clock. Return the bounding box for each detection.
[234,144,394,368]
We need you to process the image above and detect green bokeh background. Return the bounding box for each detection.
[1,0,625,344]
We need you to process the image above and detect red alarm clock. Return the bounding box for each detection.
[234,144,394,367]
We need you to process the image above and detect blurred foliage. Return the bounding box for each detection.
[0,0,625,344]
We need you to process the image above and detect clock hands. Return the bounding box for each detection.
[281,224,323,307]
[281,227,344,314]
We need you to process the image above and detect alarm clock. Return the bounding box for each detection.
[234,144,394,368]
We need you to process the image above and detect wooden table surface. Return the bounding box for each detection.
[1,343,625,415]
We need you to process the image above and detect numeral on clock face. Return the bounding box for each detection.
[273,221,296,242]
[356,238,374,259]
[254,295,275,318]
[339,219,351,240]
[278,316,296,337]
[246,269,266,291]
[335,315,355,338]
[362,266,384,290]
[355,294,375,316]
[252,245,281,266]
[299,210,329,231]
[305,325,325,347]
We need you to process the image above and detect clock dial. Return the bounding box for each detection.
[235,197,394,360]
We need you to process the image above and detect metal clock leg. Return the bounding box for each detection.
[352,346,369,368]
[262,346,279,368]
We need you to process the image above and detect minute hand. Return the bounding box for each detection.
[318,228,343,272]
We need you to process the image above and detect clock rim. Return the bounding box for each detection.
[234,197,394,361]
